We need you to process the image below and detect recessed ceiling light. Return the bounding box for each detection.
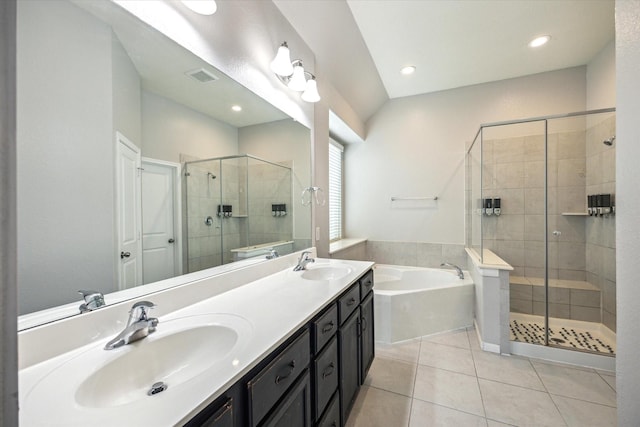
[181,0,217,15]
[401,66,416,75]
[529,35,551,48]
[231,105,242,112]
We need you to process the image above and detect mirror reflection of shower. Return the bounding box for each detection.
[184,154,296,272]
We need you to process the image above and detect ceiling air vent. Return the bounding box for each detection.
[186,68,219,83]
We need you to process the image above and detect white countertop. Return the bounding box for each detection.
[18,254,374,426]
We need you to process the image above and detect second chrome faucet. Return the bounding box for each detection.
[293,251,315,271]
[104,301,158,350]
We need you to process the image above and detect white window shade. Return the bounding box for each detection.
[329,141,343,241]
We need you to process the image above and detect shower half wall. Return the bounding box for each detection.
[466,109,616,357]
[184,154,293,272]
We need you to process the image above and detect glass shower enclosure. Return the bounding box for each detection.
[466,108,616,356]
[184,154,294,272]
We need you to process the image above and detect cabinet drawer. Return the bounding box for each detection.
[359,270,374,299]
[316,391,340,427]
[313,337,338,421]
[338,284,360,325]
[312,303,338,354]
[248,330,311,427]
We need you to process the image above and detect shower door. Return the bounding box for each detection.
[484,111,616,356]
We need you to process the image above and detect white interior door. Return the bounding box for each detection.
[115,132,142,289]
[141,159,181,283]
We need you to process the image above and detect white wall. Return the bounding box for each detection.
[345,67,586,244]
[141,91,238,163]
[17,0,116,314]
[615,0,640,423]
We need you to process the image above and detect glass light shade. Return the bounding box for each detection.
[270,44,294,76]
[301,78,321,103]
[181,0,217,15]
[287,63,307,91]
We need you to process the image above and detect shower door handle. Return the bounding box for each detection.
[168,238,175,243]
[120,251,131,259]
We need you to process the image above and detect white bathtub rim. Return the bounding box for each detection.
[373,264,473,295]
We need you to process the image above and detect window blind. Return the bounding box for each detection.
[329,141,343,241]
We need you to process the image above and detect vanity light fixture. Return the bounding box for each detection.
[401,65,416,75]
[181,0,217,15]
[528,35,551,48]
[270,41,321,103]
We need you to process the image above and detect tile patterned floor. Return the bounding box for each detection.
[510,319,616,355]
[346,327,617,427]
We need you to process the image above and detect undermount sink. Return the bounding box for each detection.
[22,313,252,422]
[301,264,353,281]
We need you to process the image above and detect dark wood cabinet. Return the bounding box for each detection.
[360,292,375,385]
[261,371,312,427]
[338,308,360,423]
[186,269,374,427]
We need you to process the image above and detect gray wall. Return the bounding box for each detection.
[141,91,239,163]
[17,1,116,313]
[0,0,17,424]
[616,0,640,422]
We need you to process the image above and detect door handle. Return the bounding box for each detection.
[120,251,131,259]
[168,238,175,243]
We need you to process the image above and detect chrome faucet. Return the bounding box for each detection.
[293,251,315,271]
[266,248,279,259]
[78,290,105,313]
[440,262,464,279]
[104,301,159,350]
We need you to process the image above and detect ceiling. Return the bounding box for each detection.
[77,0,289,128]
[274,0,615,123]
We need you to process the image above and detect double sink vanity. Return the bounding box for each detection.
[18,250,375,426]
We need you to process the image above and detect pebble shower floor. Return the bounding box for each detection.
[510,318,615,355]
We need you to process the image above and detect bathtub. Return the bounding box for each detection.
[373,265,475,343]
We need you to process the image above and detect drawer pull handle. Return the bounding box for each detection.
[322,362,335,378]
[275,360,296,384]
[322,321,335,333]
[361,316,367,331]
[346,297,356,306]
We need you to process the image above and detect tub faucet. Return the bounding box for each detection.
[104,301,158,350]
[78,290,105,313]
[440,262,464,279]
[293,251,315,271]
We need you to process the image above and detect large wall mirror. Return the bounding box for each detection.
[17,0,312,327]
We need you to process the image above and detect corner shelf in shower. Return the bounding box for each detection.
[561,212,588,216]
